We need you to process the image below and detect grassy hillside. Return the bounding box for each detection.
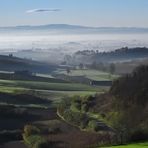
[0,78,103,107]
[55,65,148,148]
[0,55,57,73]
[0,72,68,83]
[0,55,116,148]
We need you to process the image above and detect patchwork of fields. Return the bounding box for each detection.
[1,69,147,148]
[0,73,108,106]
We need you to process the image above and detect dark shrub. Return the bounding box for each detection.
[81,104,89,112]
[33,138,49,148]
[48,127,61,134]
[24,125,40,137]
[88,120,99,131]
[131,130,148,142]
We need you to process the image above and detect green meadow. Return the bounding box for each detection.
[55,69,118,81]
[103,142,148,148]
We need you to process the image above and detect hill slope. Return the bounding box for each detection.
[0,55,57,73]
[73,47,148,64]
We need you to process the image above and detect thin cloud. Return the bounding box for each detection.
[26,8,61,13]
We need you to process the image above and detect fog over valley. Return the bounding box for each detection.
[0,25,148,62]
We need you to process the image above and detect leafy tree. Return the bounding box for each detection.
[91,61,97,69]
[88,120,99,132]
[109,65,148,141]
[66,67,71,74]
[81,104,89,112]
[79,63,84,69]
[24,125,40,137]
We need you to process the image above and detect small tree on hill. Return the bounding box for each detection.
[66,67,71,74]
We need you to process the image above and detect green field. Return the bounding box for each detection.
[55,69,118,81]
[0,79,101,91]
[103,142,148,148]
[0,85,28,93]
[0,79,106,106]
[0,69,111,107]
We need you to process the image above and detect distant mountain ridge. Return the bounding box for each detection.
[1,24,148,33]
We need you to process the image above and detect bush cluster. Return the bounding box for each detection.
[23,125,49,148]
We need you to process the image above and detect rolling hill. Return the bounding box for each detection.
[0,55,57,73]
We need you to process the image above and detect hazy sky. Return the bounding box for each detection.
[1,0,148,27]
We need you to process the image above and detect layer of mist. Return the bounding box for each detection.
[0,25,148,62]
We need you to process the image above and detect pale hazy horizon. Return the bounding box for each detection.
[0,29,148,53]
